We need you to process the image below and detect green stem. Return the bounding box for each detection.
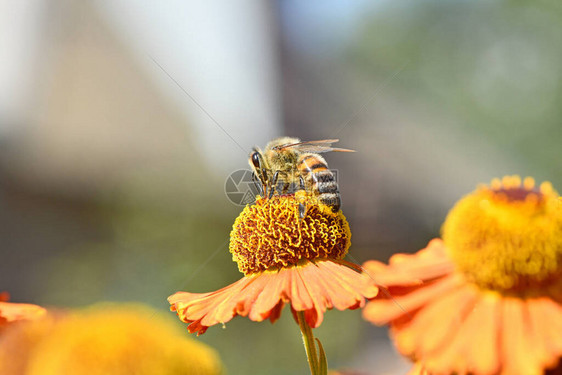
[297,311,319,375]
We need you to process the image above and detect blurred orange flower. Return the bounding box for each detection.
[0,292,46,329]
[363,176,562,375]
[169,193,378,335]
[0,303,224,375]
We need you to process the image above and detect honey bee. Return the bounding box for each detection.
[249,137,354,216]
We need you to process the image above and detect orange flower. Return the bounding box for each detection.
[168,193,378,335]
[363,176,562,375]
[0,304,224,375]
[0,292,46,329]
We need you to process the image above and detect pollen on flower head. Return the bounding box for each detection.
[229,192,351,275]
[442,175,562,292]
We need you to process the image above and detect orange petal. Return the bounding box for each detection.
[406,363,429,375]
[363,273,462,325]
[395,285,477,370]
[295,266,326,327]
[395,285,478,361]
[500,297,543,375]
[422,287,484,375]
[308,260,378,310]
[248,271,287,322]
[459,292,501,375]
[0,301,46,325]
[362,240,454,299]
[294,260,378,328]
[235,274,272,317]
[168,276,254,334]
[287,265,315,311]
[0,292,9,302]
[386,239,454,282]
[425,290,501,375]
[527,297,562,370]
[362,260,423,288]
[525,298,557,371]
[267,300,285,324]
[169,259,376,334]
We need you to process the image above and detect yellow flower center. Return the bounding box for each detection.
[442,176,562,292]
[229,192,351,275]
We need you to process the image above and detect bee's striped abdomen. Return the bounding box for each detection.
[298,154,341,212]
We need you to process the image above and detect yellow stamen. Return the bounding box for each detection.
[230,193,351,275]
[442,175,562,292]
[523,176,535,190]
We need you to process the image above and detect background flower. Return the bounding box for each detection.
[0,292,46,330]
[363,177,562,375]
[0,303,224,375]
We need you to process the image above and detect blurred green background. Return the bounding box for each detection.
[1,1,561,374]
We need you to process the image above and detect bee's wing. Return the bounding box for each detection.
[274,139,355,153]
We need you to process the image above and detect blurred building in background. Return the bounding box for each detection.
[1,0,562,374]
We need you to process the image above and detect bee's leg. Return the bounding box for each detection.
[252,172,263,196]
[275,171,288,194]
[299,176,306,191]
[269,171,279,199]
[299,176,308,220]
[297,176,308,220]
[261,168,269,197]
[299,202,307,220]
